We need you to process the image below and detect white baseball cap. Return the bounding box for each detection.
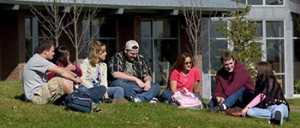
[125,40,139,53]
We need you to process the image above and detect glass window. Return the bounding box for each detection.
[294,39,300,94]
[255,21,263,37]
[210,40,227,73]
[239,0,246,4]
[266,0,283,5]
[99,18,116,38]
[266,21,284,37]
[25,18,31,38]
[82,18,117,59]
[141,21,152,38]
[24,17,41,61]
[99,39,117,63]
[293,17,300,37]
[248,0,263,5]
[153,20,178,38]
[267,39,284,73]
[141,19,179,85]
[210,21,226,38]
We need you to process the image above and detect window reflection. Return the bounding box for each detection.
[266,21,284,37]
[267,39,285,73]
[82,18,117,59]
[141,19,179,85]
[248,0,263,5]
[266,0,283,5]
[210,40,227,72]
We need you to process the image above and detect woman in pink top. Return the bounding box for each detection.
[241,62,289,126]
[161,52,202,104]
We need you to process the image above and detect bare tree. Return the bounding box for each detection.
[181,0,202,64]
[179,0,216,94]
[63,0,101,63]
[180,0,216,67]
[30,0,69,46]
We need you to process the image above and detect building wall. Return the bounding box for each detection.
[0,11,21,80]
[118,15,135,50]
[247,1,294,97]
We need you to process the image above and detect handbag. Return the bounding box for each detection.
[171,88,204,109]
[225,108,243,117]
[65,87,92,113]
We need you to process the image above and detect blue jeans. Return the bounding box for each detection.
[247,103,289,125]
[77,86,106,104]
[110,79,160,102]
[209,87,253,108]
[107,87,124,99]
[161,89,202,103]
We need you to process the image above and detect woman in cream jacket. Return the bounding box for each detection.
[80,41,125,101]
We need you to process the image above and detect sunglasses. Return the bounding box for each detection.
[185,61,192,65]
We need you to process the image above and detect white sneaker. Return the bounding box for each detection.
[149,98,158,104]
[133,97,142,103]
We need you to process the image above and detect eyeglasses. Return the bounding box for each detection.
[185,61,192,65]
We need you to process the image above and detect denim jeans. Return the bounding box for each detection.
[77,86,106,104]
[107,86,124,99]
[110,79,160,102]
[247,103,289,125]
[209,87,253,108]
[161,89,202,103]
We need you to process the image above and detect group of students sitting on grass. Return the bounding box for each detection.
[22,39,289,126]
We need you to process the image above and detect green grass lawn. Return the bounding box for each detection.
[1,80,299,128]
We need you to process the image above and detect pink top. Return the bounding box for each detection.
[169,67,201,92]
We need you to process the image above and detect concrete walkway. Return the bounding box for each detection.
[291,110,300,113]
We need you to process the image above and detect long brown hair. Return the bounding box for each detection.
[172,52,194,71]
[52,46,69,67]
[256,61,275,82]
[88,41,106,66]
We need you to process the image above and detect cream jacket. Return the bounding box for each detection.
[80,58,108,88]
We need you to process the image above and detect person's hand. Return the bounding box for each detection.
[241,107,249,117]
[66,64,76,71]
[143,81,151,91]
[74,77,82,85]
[216,97,224,104]
[136,78,145,88]
[104,92,109,99]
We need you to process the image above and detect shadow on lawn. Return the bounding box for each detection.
[14,93,25,101]
[14,93,66,106]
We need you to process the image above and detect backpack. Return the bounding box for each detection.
[65,87,92,113]
[171,88,204,109]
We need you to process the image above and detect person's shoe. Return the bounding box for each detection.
[112,98,128,104]
[149,97,159,104]
[130,96,142,103]
[103,98,113,103]
[92,102,101,112]
[209,104,225,112]
[270,111,281,125]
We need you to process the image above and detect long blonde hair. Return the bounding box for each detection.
[88,40,106,66]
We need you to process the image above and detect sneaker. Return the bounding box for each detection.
[209,104,225,112]
[149,98,159,104]
[92,102,101,112]
[270,111,281,125]
[130,97,142,103]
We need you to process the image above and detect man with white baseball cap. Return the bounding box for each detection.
[108,40,160,103]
